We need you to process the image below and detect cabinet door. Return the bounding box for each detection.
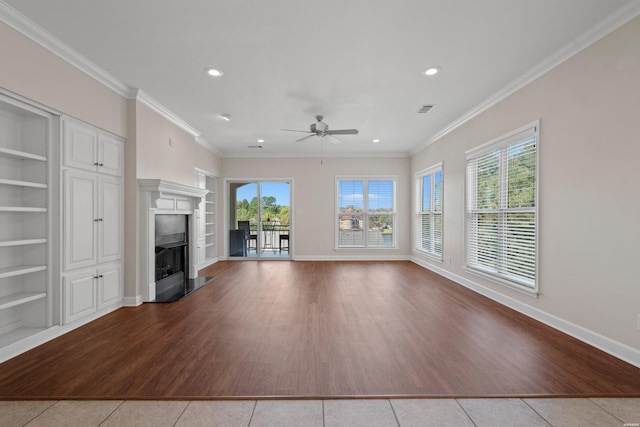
[98,133,123,176]
[63,269,97,324]
[63,119,98,172]
[98,264,122,309]
[64,170,98,271]
[98,176,122,264]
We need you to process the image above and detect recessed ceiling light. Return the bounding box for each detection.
[220,113,233,121]
[424,66,441,76]
[257,139,264,143]
[205,68,224,77]
[372,139,380,143]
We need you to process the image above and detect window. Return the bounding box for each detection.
[415,164,443,260]
[337,177,396,248]
[465,122,538,292]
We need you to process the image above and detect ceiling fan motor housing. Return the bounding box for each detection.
[311,121,328,133]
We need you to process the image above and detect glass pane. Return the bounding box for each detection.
[474,212,498,270]
[434,170,442,211]
[433,212,442,255]
[508,137,536,208]
[338,214,364,246]
[259,182,291,257]
[422,175,431,211]
[506,212,535,282]
[421,213,431,252]
[368,214,393,246]
[339,180,364,212]
[368,180,393,213]
[476,150,500,209]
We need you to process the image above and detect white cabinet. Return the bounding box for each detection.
[63,170,122,271]
[63,118,123,176]
[62,263,121,324]
[61,117,123,325]
[0,93,55,349]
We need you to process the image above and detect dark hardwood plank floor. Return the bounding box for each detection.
[1,261,640,399]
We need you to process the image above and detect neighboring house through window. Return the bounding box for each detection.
[415,163,443,260]
[465,121,539,293]
[336,177,396,248]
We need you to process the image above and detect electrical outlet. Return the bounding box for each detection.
[319,244,324,250]
[637,314,640,331]
[448,257,452,264]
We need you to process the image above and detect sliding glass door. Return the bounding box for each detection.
[229,180,291,259]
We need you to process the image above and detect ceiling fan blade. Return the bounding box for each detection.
[326,134,341,144]
[295,134,317,143]
[281,129,312,133]
[326,129,358,135]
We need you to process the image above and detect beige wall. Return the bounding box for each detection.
[135,102,221,185]
[0,21,127,137]
[412,16,640,353]
[222,156,411,258]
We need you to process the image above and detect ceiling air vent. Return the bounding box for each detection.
[417,104,434,114]
[247,145,263,149]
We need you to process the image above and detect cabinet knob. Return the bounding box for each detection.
[98,163,104,167]
[93,275,100,279]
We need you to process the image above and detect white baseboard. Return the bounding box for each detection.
[293,254,411,261]
[411,256,640,369]
[0,303,123,364]
[123,295,143,307]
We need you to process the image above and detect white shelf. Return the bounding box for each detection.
[205,232,215,237]
[205,242,216,248]
[0,238,47,247]
[0,327,48,348]
[0,178,47,189]
[0,207,47,213]
[205,222,215,226]
[0,265,47,279]
[0,292,47,310]
[0,146,47,162]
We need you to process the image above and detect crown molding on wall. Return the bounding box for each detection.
[410,1,640,156]
[134,89,200,137]
[0,0,132,98]
[0,1,220,153]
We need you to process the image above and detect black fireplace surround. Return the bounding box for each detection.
[153,214,212,302]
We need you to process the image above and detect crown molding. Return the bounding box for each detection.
[0,1,225,156]
[195,135,223,157]
[134,89,200,137]
[0,0,132,98]
[412,1,640,156]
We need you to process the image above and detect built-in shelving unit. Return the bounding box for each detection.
[204,176,217,260]
[0,93,54,352]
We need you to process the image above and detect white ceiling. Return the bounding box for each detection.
[3,0,636,157]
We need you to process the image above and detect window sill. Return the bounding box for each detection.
[464,267,538,297]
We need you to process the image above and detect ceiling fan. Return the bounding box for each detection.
[282,115,358,143]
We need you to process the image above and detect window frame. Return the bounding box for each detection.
[335,176,397,249]
[414,163,443,261]
[464,121,539,295]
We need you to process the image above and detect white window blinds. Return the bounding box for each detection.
[337,177,396,248]
[466,123,538,291]
[415,164,443,259]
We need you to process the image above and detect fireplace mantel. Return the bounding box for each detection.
[138,179,209,302]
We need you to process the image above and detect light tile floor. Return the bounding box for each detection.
[1,398,638,426]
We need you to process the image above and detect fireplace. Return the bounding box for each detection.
[155,214,189,302]
[139,179,211,303]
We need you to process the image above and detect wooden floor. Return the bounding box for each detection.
[1,261,640,400]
